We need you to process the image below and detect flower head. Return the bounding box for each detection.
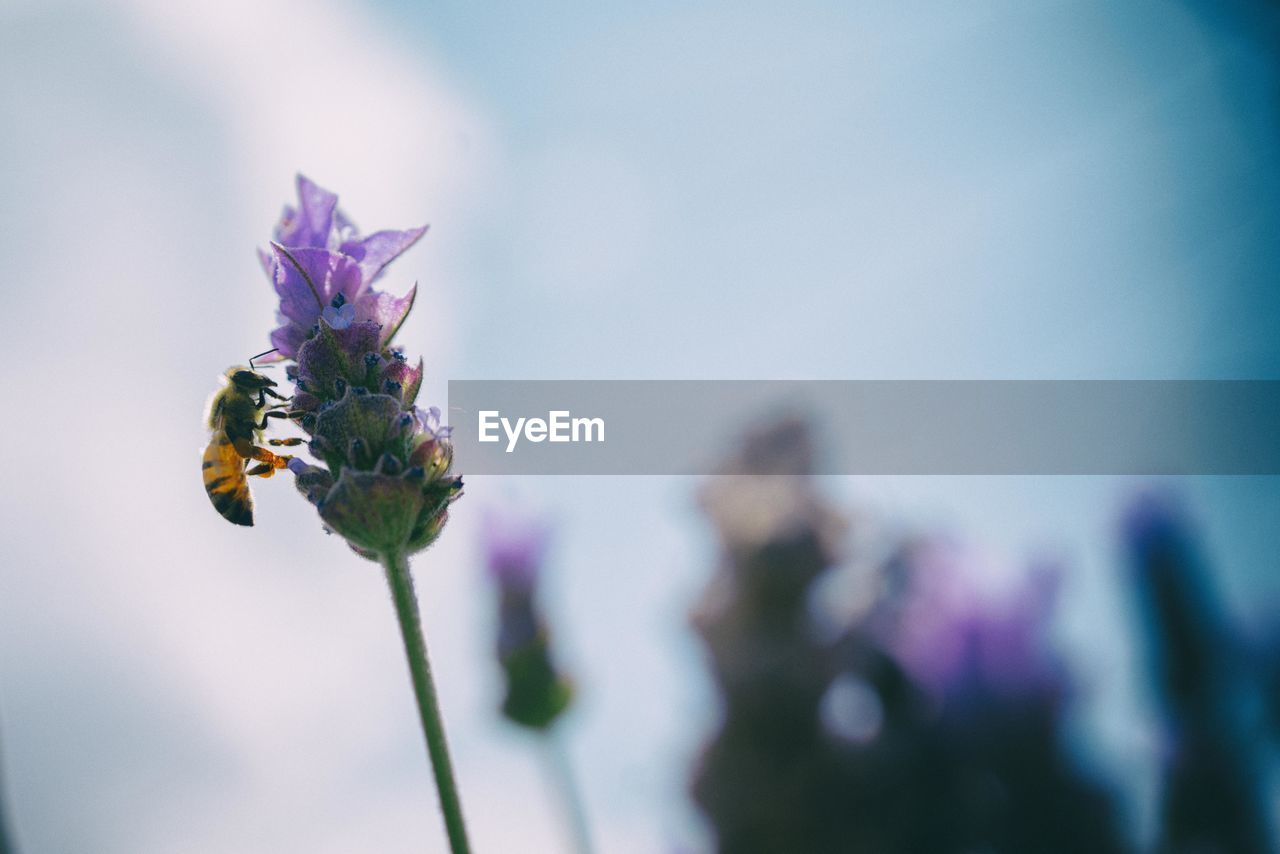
[261,175,425,359]
[248,175,469,853]
[262,177,459,562]
[481,510,572,730]
[289,380,459,560]
[483,510,550,590]
[691,417,1126,854]
[884,546,1066,709]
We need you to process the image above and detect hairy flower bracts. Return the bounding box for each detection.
[285,315,460,560]
[483,514,573,730]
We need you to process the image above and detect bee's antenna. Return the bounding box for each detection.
[250,348,279,370]
[270,241,325,309]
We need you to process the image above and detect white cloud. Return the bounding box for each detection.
[119,0,491,227]
[0,1,518,852]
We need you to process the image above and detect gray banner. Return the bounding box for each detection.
[446,381,1280,475]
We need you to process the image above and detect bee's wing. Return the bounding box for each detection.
[202,433,254,526]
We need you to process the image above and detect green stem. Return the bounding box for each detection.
[543,727,595,854]
[383,552,472,854]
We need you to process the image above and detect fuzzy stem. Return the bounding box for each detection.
[383,552,471,854]
[543,727,595,854]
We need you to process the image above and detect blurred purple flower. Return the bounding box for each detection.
[260,175,425,358]
[483,510,551,591]
[887,546,1065,708]
[692,417,1126,854]
[481,510,572,730]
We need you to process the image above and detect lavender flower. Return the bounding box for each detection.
[883,548,1066,709]
[691,417,1125,854]
[261,175,425,359]
[255,177,470,853]
[481,512,594,854]
[485,512,549,590]
[260,196,458,562]
[865,546,1125,853]
[692,418,850,854]
[482,512,573,730]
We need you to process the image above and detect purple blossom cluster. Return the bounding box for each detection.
[684,418,1280,854]
[261,176,461,560]
[691,418,1126,854]
[259,175,426,360]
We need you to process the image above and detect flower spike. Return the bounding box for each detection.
[251,176,469,854]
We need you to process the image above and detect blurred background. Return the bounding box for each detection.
[1,0,1279,851]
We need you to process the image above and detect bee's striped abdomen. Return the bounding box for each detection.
[203,432,254,526]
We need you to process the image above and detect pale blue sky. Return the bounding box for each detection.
[1,1,1278,852]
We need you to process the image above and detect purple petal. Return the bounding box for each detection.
[257,247,274,278]
[254,347,286,365]
[483,510,551,589]
[355,284,416,345]
[271,245,365,323]
[340,225,428,283]
[321,302,357,330]
[275,174,338,248]
[321,306,341,329]
[269,323,310,360]
[334,208,359,240]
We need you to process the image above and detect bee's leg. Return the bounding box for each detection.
[269,437,305,447]
[265,387,290,401]
[232,437,292,471]
[246,462,276,477]
[255,410,292,430]
[253,389,267,408]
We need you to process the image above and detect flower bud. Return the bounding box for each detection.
[483,513,573,730]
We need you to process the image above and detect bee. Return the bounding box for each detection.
[202,350,305,526]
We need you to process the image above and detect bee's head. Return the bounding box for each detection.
[226,366,277,392]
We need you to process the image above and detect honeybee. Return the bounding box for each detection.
[202,350,304,526]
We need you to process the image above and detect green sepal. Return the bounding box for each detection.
[501,637,575,730]
[318,468,425,558]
